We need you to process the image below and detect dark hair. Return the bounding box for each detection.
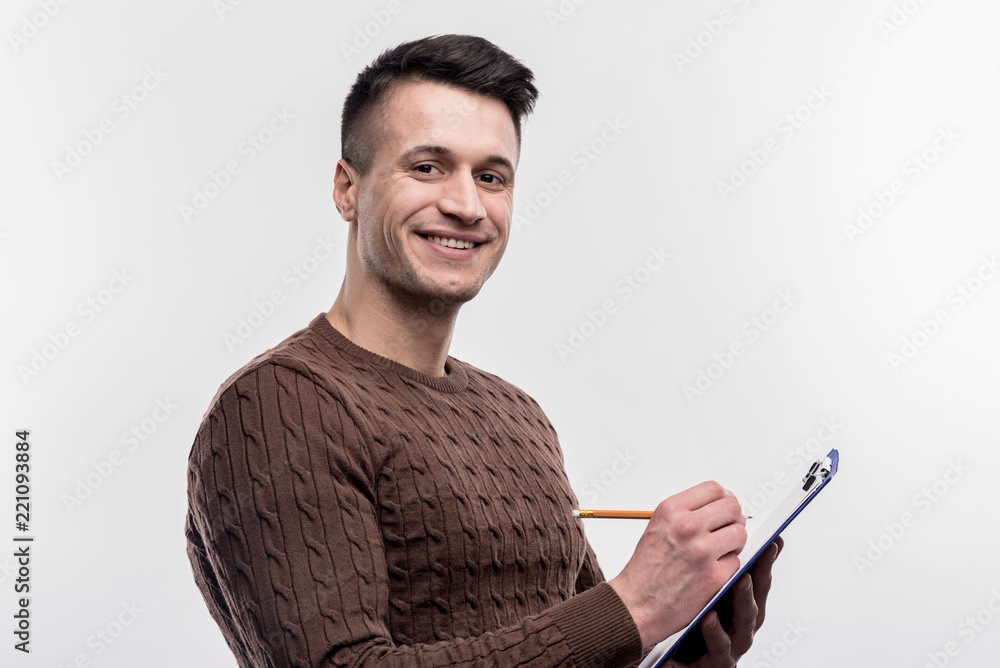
[340,34,539,175]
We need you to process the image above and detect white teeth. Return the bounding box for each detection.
[428,236,475,249]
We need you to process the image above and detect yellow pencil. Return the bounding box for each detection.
[572,509,752,520]
[573,509,652,519]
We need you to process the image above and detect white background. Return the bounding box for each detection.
[2,1,999,666]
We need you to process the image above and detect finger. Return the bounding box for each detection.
[707,523,749,558]
[699,609,734,663]
[693,496,747,532]
[748,541,780,630]
[750,540,780,577]
[726,573,758,656]
[674,480,736,512]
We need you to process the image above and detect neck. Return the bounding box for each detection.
[326,278,460,378]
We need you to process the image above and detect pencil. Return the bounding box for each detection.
[572,510,752,520]
[573,510,652,519]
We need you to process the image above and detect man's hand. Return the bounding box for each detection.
[608,481,749,648]
[665,536,785,667]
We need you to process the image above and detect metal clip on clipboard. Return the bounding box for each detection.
[802,455,833,492]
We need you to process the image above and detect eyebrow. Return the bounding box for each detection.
[398,145,515,175]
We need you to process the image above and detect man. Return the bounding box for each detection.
[185,34,781,668]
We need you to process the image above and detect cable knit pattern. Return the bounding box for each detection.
[185,313,643,667]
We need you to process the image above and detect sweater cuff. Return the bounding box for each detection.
[549,582,643,668]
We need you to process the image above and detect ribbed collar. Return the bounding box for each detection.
[308,312,470,393]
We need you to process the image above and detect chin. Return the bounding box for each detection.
[420,274,489,304]
[433,285,482,305]
[394,280,482,309]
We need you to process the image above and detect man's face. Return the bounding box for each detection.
[340,80,519,308]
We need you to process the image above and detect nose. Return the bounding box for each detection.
[437,172,486,225]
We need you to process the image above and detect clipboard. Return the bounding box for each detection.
[638,449,839,667]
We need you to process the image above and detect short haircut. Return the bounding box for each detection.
[341,34,539,175]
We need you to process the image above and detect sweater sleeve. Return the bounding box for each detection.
[186,363,643,668]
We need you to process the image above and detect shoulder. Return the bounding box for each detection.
[188,315,377,467]
[200,314,365,420]
[456,358,537,403]
[452,358,554,426]
[190,316,382,470]
[450,358,570,470]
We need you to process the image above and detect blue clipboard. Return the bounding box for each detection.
[639,449,839,667]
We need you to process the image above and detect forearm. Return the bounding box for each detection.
[189,526,639,668]
[326,583,641,668]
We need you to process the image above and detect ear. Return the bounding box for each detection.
[333,159,359,222]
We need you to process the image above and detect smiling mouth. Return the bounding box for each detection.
[420,234,480,250]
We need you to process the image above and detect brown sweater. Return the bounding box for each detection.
[185,313,643,667]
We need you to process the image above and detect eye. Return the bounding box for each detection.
[477,173,506,188]
[414,164,439,175]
